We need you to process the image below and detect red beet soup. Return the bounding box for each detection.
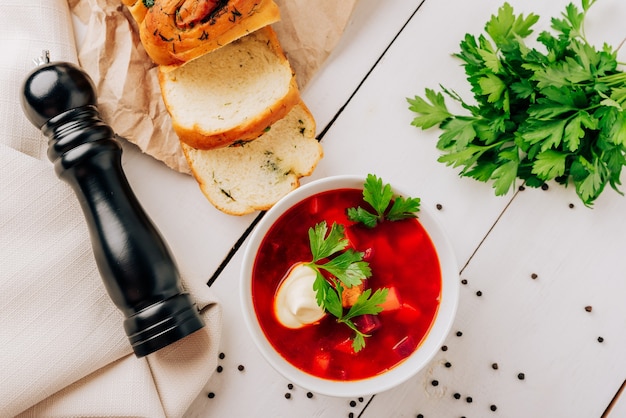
[251,188,442,381]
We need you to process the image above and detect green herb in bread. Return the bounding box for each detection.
[408,0,626,206]
[181,101,323,215]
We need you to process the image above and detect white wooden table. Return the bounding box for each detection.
[119,0,626,416]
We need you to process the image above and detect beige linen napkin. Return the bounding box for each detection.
[0,1,222,417]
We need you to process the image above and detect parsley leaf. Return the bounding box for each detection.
[347,174,421,227]
[342,288,389,322]
[308,221,349,262]
[408,0,626,206]
[408,88,452,129]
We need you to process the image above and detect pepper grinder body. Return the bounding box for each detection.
[21,59,205,357]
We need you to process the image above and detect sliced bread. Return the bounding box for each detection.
[122,0,281,68]
[181,101,323,215]
[158,25,300,150]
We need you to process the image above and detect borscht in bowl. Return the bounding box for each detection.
[240,174,459,397]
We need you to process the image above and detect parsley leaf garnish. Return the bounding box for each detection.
[347,174,421,227]
[407,0,626,206]
[305,220,387,352]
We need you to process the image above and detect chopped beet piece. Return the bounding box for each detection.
[392,336,417,358]
[353,314,381,334]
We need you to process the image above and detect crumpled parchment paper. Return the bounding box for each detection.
[67,0,358,173]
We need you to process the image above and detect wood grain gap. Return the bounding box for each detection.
[602,378,626,417]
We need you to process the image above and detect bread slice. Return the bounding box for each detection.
[122,0,281,68]
[181,101,323,215]
[158,26,300,150]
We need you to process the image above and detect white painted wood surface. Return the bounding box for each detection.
[118,0,626,416]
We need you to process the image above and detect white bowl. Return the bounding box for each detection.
[240,175,459,397]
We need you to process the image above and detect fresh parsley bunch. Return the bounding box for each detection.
[408,0,626,206]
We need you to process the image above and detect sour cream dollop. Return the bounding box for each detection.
[274,263,326,328]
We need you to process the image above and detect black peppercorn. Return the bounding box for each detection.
[492,363,499,370]
[285,393,291,399]
[350,400,357,407]
[307,392,313,399]
[207,392,215,399]
[216,365,223,373]
[518,373,525,380]
[431,380,439,386]
[453,393,461,400]
[445,362,452,368]
[237,365,245,371]
[490,405,498,411]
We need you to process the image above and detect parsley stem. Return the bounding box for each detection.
[598,72,626,85]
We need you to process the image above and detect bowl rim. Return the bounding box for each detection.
[240,174,459,397]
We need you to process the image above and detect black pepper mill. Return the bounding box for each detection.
[20,51,205,357]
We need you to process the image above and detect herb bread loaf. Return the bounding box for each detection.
[121,0,281,69]
[158,25,300,150]
[121,0,323,215]
[181,101,323,215]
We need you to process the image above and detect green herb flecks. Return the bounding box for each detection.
[407,0,626,206]
[306,221,387,352]
[347,174,421,227]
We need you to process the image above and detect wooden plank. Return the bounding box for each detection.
[302,0,426,132]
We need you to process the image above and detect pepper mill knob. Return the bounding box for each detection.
[21,51,97,129]
[20,52,205,357]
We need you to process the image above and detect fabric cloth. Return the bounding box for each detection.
[0,1,222,416]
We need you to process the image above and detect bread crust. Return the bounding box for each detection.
[124,0,280,67]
